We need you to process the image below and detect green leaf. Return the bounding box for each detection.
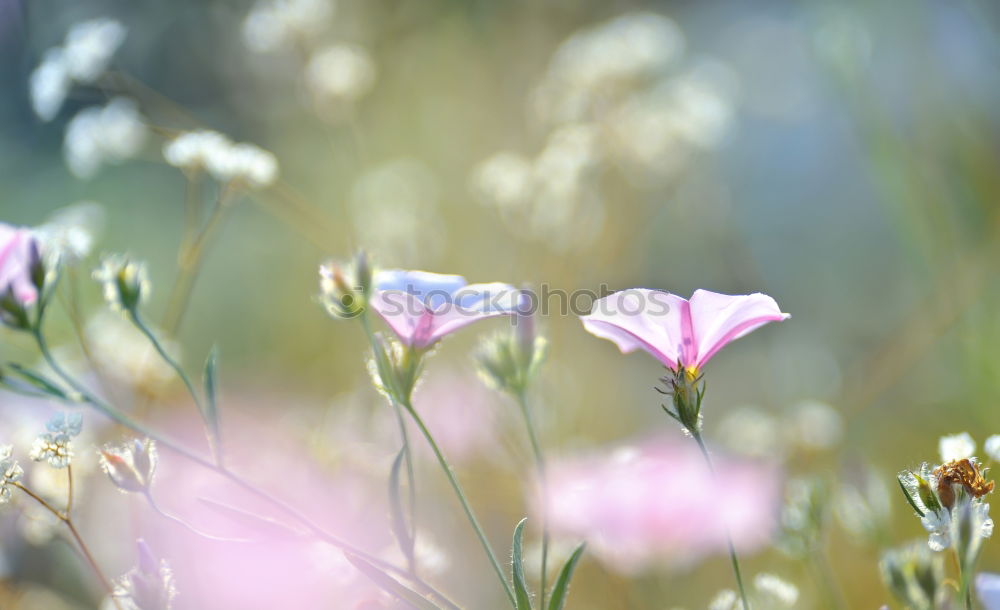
[5,363,68,399]
[388,447,415,566]
[547,543,585,610]
[344,552,441,610]
[512,517,533,610]
[203,347,221,446]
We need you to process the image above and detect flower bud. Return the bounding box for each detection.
[94,255,150,313]
[0,286,31,330]
[880,543,946,609]
[99,438,157,493]
[319,257,368,319]
[27,239,46,294]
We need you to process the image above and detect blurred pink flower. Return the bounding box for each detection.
[543,437,781,573]
[0,223,40,305]
[408,369,501,463]
[581,289,788,371]
[134,402,395,609]
[370,269,518,349]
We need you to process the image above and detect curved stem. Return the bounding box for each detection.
[143,490,251,543]
[401,398,516,607]
[515,391,549,608]
[691,431,751,610]
[29,327,457,608]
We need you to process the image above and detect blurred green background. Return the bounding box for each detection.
[2,0,1000,607]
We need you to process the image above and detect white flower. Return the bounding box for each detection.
[100,439,157,493]
[93,255,150,313]
[29,48,71,122]
[242,0,334,53]
[0,445,24,504]
[754,573,799,607]
[64,98,147,179]
[921,508,951,551]
[305,44,377,104]
[985,435,1000,463]
[708,589,743,610]
[29,19,126,122]
[162,130,232,172]
[29,413,83,469]
[62,18,127,83]
[164,130,278,187]
[36,201,105,264]
[939,432,976,462]
[206,142,279,188]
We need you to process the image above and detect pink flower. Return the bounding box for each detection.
[0,223,40,305]
[370,269,519,349]
[542,437,781,573]
[980,573,1000,610]
[581,288,789,372]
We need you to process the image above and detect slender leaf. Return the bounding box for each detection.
[203,346,220,442]
[5,363,68,399]
[512,518,533,610]
[344,552,441,610]
[389,447,415,565]
[547,543,585,610]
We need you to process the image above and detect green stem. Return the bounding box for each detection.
[810,550,845,610]
[516,390,549,608]
[691,430,751,610]
[30,326,457,608]
[129,310,220,462]
[401,397,517,607]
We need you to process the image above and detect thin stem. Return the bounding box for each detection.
[30,327,457,608]
[401,398,517,607]
[515,391,549,608]
[129,310,219,462]
[955,548,973,610]
[13,482,123,610]
[66,464,75,515]
[691,431,751,610]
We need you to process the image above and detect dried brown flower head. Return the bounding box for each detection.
[933,458,994,509]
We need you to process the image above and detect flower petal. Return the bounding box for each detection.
[428,283,519,344]
[369,290,432,346]
[581,289,687,369]
[688,289,789,368]
[375,269,466,310]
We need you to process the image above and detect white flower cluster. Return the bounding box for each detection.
[64,98,147,179]
[163,130,278,188]
[30,18,127,121]
[305,44,377,105]
[0,445,24,504]
[242,0,334,53]
[472,11,738,252]
[29,413,83,469]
